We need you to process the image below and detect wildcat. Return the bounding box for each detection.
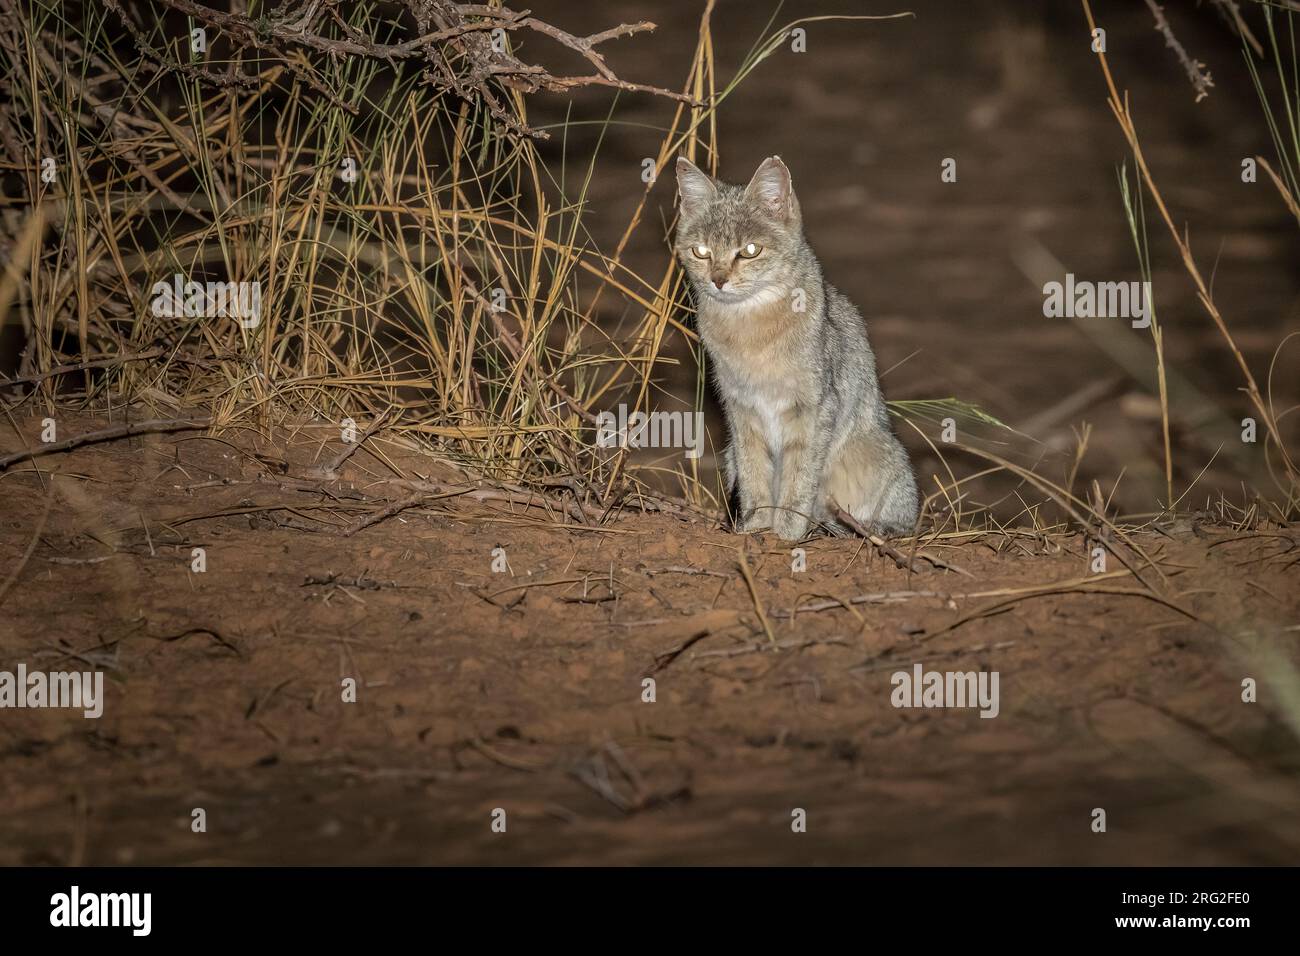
[674,155,918,541]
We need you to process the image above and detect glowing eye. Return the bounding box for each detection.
[692,244,712,259]
[739,243,762,258]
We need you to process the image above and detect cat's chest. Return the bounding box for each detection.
[698,299,804,375]
[700,301,812,436]
[704,327,804,428]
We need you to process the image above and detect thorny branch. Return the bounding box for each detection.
[106,0,697,138]
[1143,0,1214,102]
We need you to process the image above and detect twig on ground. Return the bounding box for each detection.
[305,409,397,480]
[778,569,1135,620]
[910,581,1199,646]
[645,565,730,578]
[339,491,427,537]
[829,502,973,576]
[852,640,1019,674]
[464,737,546,773]
[644,609,746,675]
[736,544,777,646]
[0,417,214,471]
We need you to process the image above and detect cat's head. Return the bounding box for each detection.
[674,156,803,305]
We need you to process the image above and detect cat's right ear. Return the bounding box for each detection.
[676,157,716,218]
[745,156,794,221]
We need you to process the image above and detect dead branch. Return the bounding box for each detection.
[828,502,972,576]
[305,409,397,481]
[339,490,428,537]
[0,417,214,471]
[736,544,777,646]
[112,0,698,138]
[0,348,169,388]
[1143,0,1214,102]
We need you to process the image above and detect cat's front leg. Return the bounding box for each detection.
[772,407,828,541]
[729,414,775,532]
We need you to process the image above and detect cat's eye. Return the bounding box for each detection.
[691,244,712,259]
[738,242,762,258]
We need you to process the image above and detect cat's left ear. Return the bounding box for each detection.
[745,156,795,221]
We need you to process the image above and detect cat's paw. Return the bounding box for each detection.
[735,508,773,534]
[771,511,810,542]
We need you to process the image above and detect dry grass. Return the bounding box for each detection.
[1,0,714,507]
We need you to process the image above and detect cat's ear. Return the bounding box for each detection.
[676,157,716,217]
[745,156,794,220]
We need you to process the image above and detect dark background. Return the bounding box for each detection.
[522,0,1300,514]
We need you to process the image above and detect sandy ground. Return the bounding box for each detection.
[1,410,1298,865]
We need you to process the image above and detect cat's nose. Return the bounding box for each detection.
[712,276,726,289]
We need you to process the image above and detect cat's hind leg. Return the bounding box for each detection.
[824,429,919,537]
